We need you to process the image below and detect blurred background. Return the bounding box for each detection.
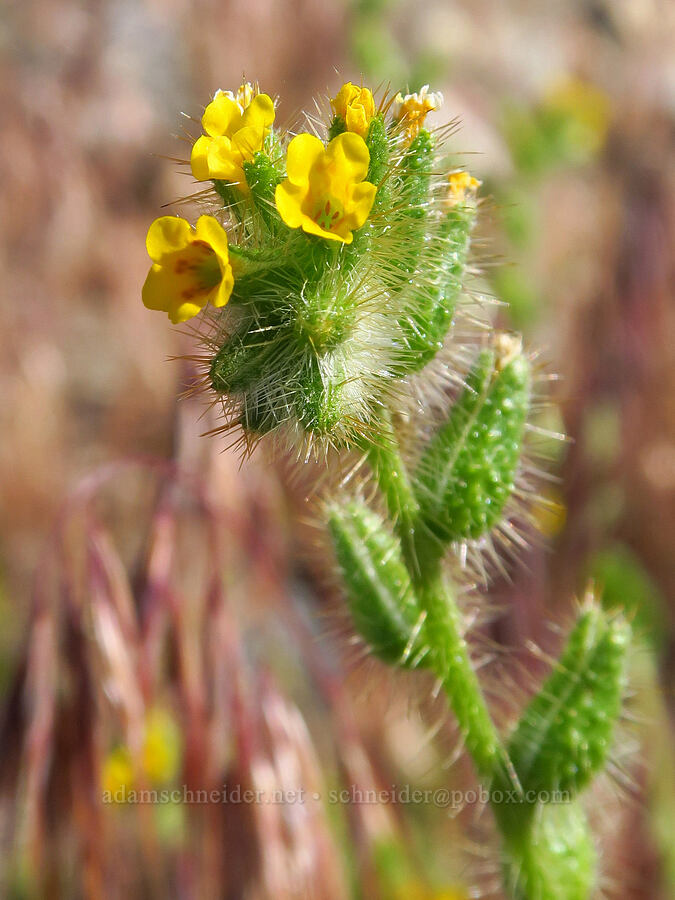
[1,0,674,897]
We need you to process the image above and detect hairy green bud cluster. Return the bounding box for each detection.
[206,118,478,446]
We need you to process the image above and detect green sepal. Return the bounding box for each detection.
[507,602,630,798]
[386,129,435,291]
[213,179,245,218]
[501,801,596,900]
[243,152,282,234]
[293,279,354,355]
[328,115,346,140]
[210,319,287,395]
[413,343,530,548]
[365,115,389,191]
[239,390,288,436]
[398,128,434,220]
[395,200,477,373]
[295,356,345,436]
[328,500,426,667]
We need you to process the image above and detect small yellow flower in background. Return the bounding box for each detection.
[102,746,134,800]
[393,85,444,140]
[331,82,376,138]
[446,171,481,206]
[190,85,275,191]
[101,708,181,803]
[142,215,234,323]
[142,707,181,785]
[543,76,611,156]
[394,882,467,900]
[533,487,567,539]
[275,132,377,244]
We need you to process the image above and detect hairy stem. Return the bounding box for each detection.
[417,566,511,782]
[365,417,511,784]
[365,412,420,570]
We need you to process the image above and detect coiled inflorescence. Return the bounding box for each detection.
[142,81,478,450]
[142,81,630,900]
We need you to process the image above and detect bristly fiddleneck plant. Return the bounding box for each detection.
[142,81,630,899]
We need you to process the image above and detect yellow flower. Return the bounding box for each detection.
[275,132,376,244]
[142,708,181,785]
[101,709,181,802]
[142,215,234,323]
[217,81,256,112]
[190,85,275,192]
[544,76,611,156]
[393,84,444,140]
[533,488,567,539]
[446,171,481,206]
[331,82,376,137]
[394,882,467,900]
[102,746,134,801]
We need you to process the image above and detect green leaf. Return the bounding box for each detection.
[413,339,530,547]
[243,152,283,234]
[295,355,346,436]
[328,500,426,667]
[502,801,596,900]
[507,601,630,798]
[210,323,286,395]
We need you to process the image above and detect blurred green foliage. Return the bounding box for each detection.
[588,544,666,656]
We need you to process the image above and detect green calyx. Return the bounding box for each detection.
[413,338,531,552]
[328,115,346,140]
[210,324,279,396]
[328,500,426,667]
[507,601,630,799]
[393,129,478,371]
[502,801,597,900]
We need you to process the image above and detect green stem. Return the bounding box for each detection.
[364,415,512,785]
[365,412,419,571]
[416,565,511,782]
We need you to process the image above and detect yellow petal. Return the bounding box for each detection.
[212,270,234,308]
[202,93,242,137]
[326,132,370,183]
[345,105,368,137]
[205,136,243,182]
[302,215,351,243]
[331,82,360,118]
[231,124,265,161]
[142,264,172,312]
[169,298,206,324]
[275,180,309,229]
[146,216,192,263]
[285,133,325,184]
[241,93,275,131]
[194,215,229,264]
[347,181,377,228]
[191,135,212,181]
[332,83,375,137]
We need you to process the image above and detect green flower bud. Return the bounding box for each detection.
[502,801,596,900]
[413,336,531,547]
[328,500,425,667]
[508,599,630,798]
